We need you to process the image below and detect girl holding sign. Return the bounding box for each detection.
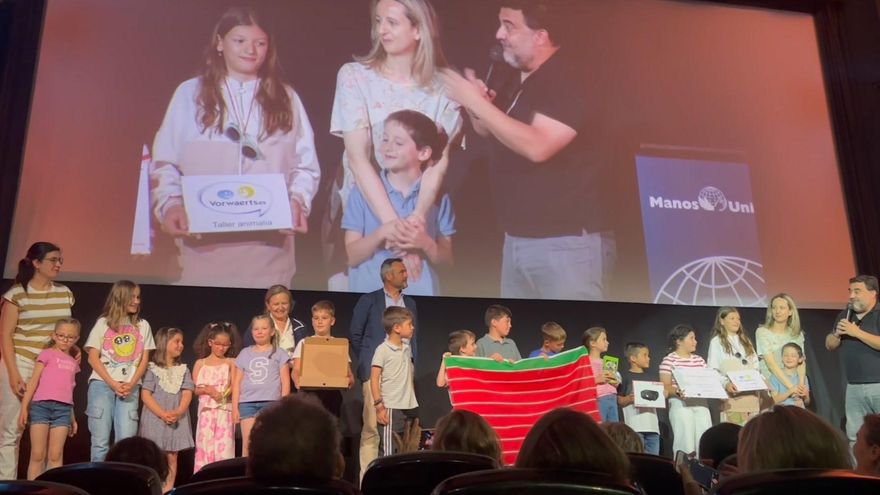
[707,306,763,425]
[151,7,320,288]
[659,324,713,456]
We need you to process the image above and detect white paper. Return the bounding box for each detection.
[130,145,152,255]
[726,369,768,392]
[633,380,667,408]
[672,367,728,399]
[182,173,293,233]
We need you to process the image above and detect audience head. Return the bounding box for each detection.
[448,329,477,356]
[433,410,503,466]
[698,422,741,468]
[517,408,630,484]
[854,414,880,476]
[248,394,344,479]
[738,405,851,472]
[540,322,567,353]
[601,422,644,454]
[105,436,169,481]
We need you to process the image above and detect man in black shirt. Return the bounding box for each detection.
[441,0,614,301]
[826,274,880,448]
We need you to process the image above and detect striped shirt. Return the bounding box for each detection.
[3,283,75,361]
[659,352,707,388]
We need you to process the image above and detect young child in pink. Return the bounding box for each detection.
[192,322,240,472]
[18,319,81,479]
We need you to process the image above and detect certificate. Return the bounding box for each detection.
[181,174,293,233]
[672,367,728,399]
[726,369,768,392]
[633,380,666,408]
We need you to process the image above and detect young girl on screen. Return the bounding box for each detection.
[18,319,80,479]
[84,280,156,462]
[232,314,290,457]
[659,324,713,456]
[707,306,762,425]
[151,7,320,288]
[139,327,194,492]
[192,321,240,473]
[329,0,462,288]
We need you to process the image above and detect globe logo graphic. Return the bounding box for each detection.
[653,256,767,307]
[697,186,728,212]
[238,185,255,198]
[217,189,234,200]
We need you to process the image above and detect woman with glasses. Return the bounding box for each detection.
[329,0,462,289]
[0,241,76,479]
[151,7,320,289]
[707,306,763,425]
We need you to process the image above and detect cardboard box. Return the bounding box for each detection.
[299,336,350,389]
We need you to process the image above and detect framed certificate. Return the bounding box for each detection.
[181,173,293,233]
[726,369,768,392]
[672,367,728,399]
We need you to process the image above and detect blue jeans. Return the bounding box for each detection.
[598,394,619,422]
[845,382,880,448]
[639,432,660,455]
[29,401,73,428]
[86,380,140,462]
[501,231,616,301]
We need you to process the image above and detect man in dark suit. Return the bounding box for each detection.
[350,257,418,480]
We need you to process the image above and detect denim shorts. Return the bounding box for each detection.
[238,401,275,420]
[29,400,73,428]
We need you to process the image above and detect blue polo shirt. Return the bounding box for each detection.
[342,170,455,296]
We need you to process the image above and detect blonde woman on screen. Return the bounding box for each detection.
[151,7,320,288]
[329,0,462,287]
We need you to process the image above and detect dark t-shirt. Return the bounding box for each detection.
[837,305,880,384]
[617,368,661,397]
[489,49,600,237]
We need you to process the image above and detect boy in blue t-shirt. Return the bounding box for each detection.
[528,322,566,358]
[769,342,810,407]
[342,110,455,296]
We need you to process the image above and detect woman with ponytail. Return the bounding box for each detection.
[0,242,75,479]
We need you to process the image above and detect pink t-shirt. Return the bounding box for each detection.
[591,357,618,398]
[33,348,79,404]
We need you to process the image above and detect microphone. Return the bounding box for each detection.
[485,43,505,91]
[845,302,853,322]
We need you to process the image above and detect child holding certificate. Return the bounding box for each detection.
[151,7,320,288]
[707,306,762,425]
[659,324,712,456]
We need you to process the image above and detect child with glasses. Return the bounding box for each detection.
[192,322,241,472]
[18,318,81,479]
[707,306,763,425]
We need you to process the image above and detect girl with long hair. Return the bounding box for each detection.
[707,306,763,425]
[83,280,156,461]
[151,7,320,288]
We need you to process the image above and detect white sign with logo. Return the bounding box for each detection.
[181,174,292,233]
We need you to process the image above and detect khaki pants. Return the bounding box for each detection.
[359,381,378,481]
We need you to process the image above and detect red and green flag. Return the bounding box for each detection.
[445,346,599,465]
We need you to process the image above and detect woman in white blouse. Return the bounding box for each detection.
[151,7,320,288]
[707,306,763,425]
[755,293,807,393]
[329,0,462,284]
